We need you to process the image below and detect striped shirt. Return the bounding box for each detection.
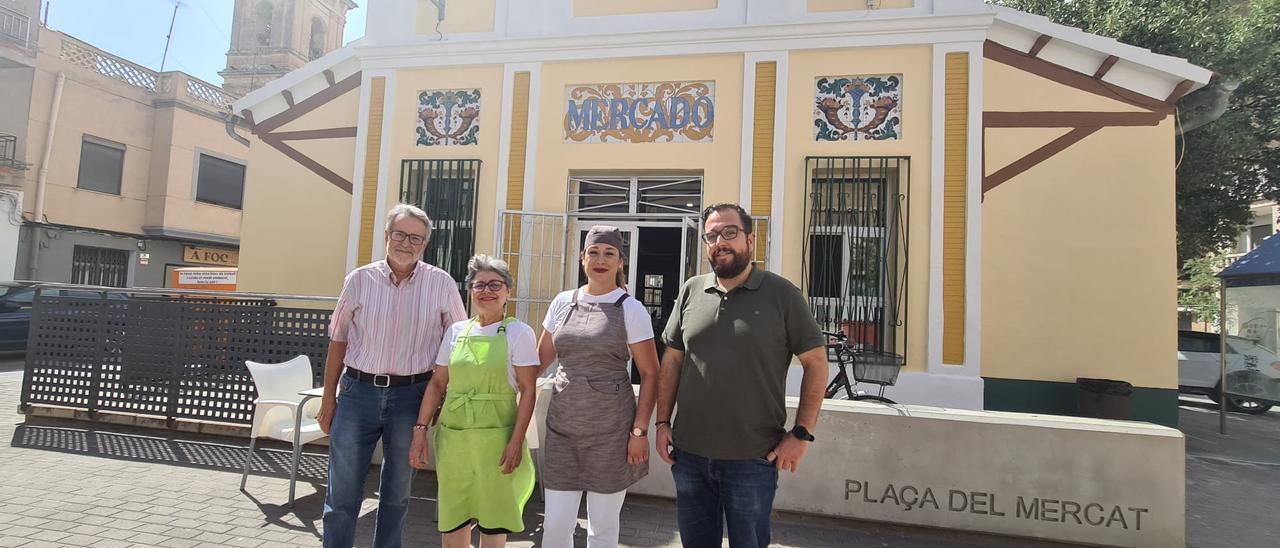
[329,260,467,376]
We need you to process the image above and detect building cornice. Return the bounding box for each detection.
[233,4,1211,120]
[355,13,996,68]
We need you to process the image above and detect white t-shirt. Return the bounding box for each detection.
[435,319,540,390]
[541,287,655,345]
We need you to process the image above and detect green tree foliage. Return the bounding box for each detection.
[1178,254,1224,327]
[991,0,1280,263]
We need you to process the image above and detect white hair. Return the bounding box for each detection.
[385,203,433,244]
[465,254,514,289]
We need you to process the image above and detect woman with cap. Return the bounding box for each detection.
[536,225,661,548]
[409,254,538,547]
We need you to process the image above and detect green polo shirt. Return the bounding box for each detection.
[661,266,826,460]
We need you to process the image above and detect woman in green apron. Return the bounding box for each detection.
[410,255,538,547]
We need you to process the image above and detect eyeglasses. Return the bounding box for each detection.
[389,230,426,246]
[701,225,744,245]
[469,280,507,293]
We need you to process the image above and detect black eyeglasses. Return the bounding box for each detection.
[389,230,426,246]
[701,225,743,245]
[469,281,507,293]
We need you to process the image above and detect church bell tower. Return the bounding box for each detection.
[220,0,357,97]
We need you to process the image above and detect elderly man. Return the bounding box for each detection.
[318,203,468,548]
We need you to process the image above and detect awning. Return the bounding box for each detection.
[1219,234,1280,287]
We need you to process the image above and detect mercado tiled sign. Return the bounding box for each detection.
[417,89,481,146]
[814,75,902,141]
[564,81,715,144]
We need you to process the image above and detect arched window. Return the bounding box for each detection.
[309,17,327,60]
[254,2,274,47]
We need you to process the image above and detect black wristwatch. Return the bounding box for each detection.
[791,425,815,442]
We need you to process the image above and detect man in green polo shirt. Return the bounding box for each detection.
[655,202,829,548]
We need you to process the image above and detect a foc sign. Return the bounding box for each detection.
[564,81,715,144]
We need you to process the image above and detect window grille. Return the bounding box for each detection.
[568,175,703,216]
[400,159,481,300]
[72,246,130,288]
[802,156,910,357]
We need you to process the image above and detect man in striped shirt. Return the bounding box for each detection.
[319,203,467,548]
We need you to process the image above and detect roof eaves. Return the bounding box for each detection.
[231,47,359,119]
[991,6,1213,88]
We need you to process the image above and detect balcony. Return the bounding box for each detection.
[0,133,24,171]
[0,5,31,50]
[55,36,238,111]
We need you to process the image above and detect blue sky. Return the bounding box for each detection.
[44,0,366,86]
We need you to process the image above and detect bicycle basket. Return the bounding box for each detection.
[853,352,906,386]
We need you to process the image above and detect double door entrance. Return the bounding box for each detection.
[499,174,771,381]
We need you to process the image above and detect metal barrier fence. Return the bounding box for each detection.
[19,284,337,427]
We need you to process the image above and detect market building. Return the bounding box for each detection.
[228,0,1213,426]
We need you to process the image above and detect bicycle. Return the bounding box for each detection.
[822,330,906,404]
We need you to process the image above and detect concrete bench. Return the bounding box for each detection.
[616,398,1184,547]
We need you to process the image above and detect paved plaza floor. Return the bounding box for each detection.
[2,356,1272,547]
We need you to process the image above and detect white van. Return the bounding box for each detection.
[1178,330,1280,414]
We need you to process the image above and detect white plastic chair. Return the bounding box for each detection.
[240,355,327,507]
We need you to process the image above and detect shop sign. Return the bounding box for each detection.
[177,270,237,286]
[814,75,903,141]
[184,246,239,266]
[564,81,715,144]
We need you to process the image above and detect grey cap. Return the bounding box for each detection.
[584,225,624,253]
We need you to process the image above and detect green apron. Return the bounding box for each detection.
[434,317,535,533]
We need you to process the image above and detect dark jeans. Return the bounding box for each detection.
[671,447,779,548]
[322,373,428,548]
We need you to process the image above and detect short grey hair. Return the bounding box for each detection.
[465,254,514,289]
[385,203,433,244]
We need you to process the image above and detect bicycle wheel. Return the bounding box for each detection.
[852,394,895,405]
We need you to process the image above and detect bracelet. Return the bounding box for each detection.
[655,420,672,428]
[412,423,429,431]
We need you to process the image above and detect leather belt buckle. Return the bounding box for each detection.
[373,374,391,388]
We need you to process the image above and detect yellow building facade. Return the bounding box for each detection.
[230,0,1211,426]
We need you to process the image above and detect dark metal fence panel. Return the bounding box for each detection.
[802,156,910,359]
[21,292,332,426]
[400,159,481,302]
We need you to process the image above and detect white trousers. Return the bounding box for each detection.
[542,488,628,548]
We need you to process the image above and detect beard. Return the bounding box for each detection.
[387,248,421,268]
[709,247,752,279]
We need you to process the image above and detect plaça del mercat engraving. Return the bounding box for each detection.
[844,480,1150,531]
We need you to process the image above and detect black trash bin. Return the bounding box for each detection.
[1076,377,1134,420]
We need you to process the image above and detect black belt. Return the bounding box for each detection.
[344,368,432,388]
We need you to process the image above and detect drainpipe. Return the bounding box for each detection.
[28,71,65,280]
[222,112,250,146]
[34,71,66,224]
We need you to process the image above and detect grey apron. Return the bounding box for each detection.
[542,290,648,493]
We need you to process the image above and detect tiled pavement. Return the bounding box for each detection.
[0,359,1074,547]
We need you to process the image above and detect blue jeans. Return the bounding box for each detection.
[322,373,427,548]
[671,447,779,548]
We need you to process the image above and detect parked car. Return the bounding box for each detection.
[0,282,35,351]
[1178,329,1280,414]
[0,283,129,352]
